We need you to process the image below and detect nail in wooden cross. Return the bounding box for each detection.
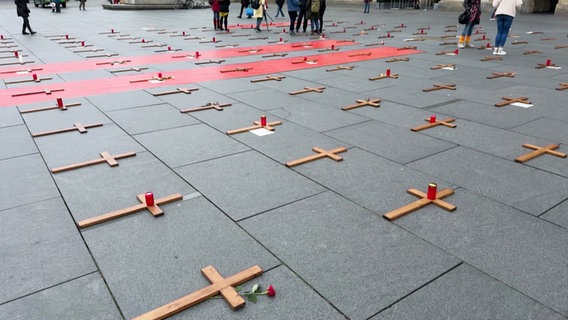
[133,265,263,320]
[431,64,456,70]
[5,75,52,85]
[110,67,149,73]
[422,84,456,92]
[180,102,232,113]
[494,96,531,107]
[77,192,183,228]
[369,72,398,80]
[220,67,252,73]
[285,147,347,167]
[411,118,456,132]
[11,88,64,97]
[20,102,81,114]
[554,44,568,49]
[342,98,381,111]
[556,82,568,91]
[51,151,136,173]
[261,53,288,58]
[515,143,566,163]
[523,50,542,55]
[32,123,103,138]
[326,65,354,72]
[250,75,286,83]
[289,86,326,95]
[480,56,503,61]
[386,57,409,63]
[152,87,199,96]
[195,59,225,65]
[0,67,43,74]
[487,72,516,79]
[383,185,456,221]
[226,117,282,135]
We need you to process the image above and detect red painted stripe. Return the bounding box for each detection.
[0,47,420,107]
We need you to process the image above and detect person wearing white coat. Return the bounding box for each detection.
[492,0,522,55]
[253,0,267,32]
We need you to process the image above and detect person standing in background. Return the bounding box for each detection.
[15,0,35,35]
[219,0,230,30]
[275,0,285,17]
[363,0,371,13]
[238,0,249,18]
[317,0,325,34]
[79,0,86,10]
[210,0,220,30]
[457,0,480,48]
[287,0,299,35]
[492,0,522,55]
[296,0,307,33]
[253,0,266,32]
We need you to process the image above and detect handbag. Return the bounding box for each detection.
[458,9,470,24]
[245,5,253,16]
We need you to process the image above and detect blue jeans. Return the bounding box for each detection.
[460,22,474,37]
[310,18,319,32]
[494,14,513,47]
[364,1,370,12]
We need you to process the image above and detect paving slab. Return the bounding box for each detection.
[392,188,568,316]
[0,273,121,320]
[0,154,59,211]
[373,264,567,320]
[81,196,280,319]
[0,107,22,128]
[175,150,326,221]
[326,120,456,164]
[151,85,240,111]
[85,89,164,112]
[0,197,96,304]
[511,117,568,145]
[229,87,314,112]
[240,191,460,319]
[0,124,37,160]
[134,123,250,168]
[541,200,568,229]
[408,146,568,216]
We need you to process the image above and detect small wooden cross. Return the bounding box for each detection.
[481,56,503,61]
[554,44,568,49]
[238,48,262,53]
[318,46,340,52]
[180,102,232,113]
[261,53,288,58]
[195,59,225,65]
[65,44,93,49]
[291,42,312,48]
[116,36,138,41]
[439,41,457,46]
[383,184,456,221]
[289,86,326,95]
[110,67,149,73]
[11,88,64,97]
[495,96,531,107]
[535,62,559,69]
[342,98,381,111]
[443,28,457,33]
[141,43,167,48]
[511,40,529,45]
[325,65,354,72]
[77,192,183,228]
[226,117,282,135]
[152,87,199,96]
[398,46,417,50]
[348,52,371,57]
[130,75,174,83]
[199,38,221,44]
[411,117,456,132]
[422,84,456,92]
[431,64,456,70]
[286,147,347,167]
[20,101,81,114]
[486,72,516,79]
[403,38,425,42]
[248,36,268,40]
[386,57,409,63]
[51,151,136,173]
[5,75,52,85]
[291,58,318,64]
[523,50,542,55]
[369,72,398,80]
[129,39,154,44]
[377,34,394,39]
[0,60,34,67]
[0,54,28,60]
[541,37,556,41]
[97,60,132,67]
[133,265,263,320]
[556,82,568,91]
[0,67,43,74]
[250,75,286,83]
[86,53,118,58]
[515,143,566,163]
[73,48,104,53]
[220,67,252,73]
[32,122,103,138]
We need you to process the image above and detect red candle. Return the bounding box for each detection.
[157,73,163,79]
[331,44,335,50]
[279,37,283,42]
[283,28,286,33]
[546,59,551,66]
[486,42,491,48]
[195,51,200,58]
[81,41,85,46]
[426,183,437,200]
[387,32,390,37]
[321,33,325,38]
[260,115,267,126]
[212,37,216,42]
[454,49,459,55]
[429,115,436,123]
[303,56,307,61]
[65,34,69,39]
[0,35,3,40]
[111,29,115,33]
[182,31,186,36]
[32,73,38,81]
[145,192,155,206]
[386,68,391,76]
[167,46,171,51]
[142,38,146,43]
[56,97,64,108]
[420,29,424,34]
[482,34,486,40]
[361,20,364,24]
[14,51,19,58]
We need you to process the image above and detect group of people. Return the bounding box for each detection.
[211,0,326,35]
[458,0,523,55]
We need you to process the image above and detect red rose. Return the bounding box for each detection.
[266,285,276,297]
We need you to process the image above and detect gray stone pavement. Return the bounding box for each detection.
[0,1,567,319]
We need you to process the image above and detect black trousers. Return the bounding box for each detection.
[296,7,308,32]
[288,11,297,32]
[21,16,32,33]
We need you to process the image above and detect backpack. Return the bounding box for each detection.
[250,0,260,9]
[311,0,320,13]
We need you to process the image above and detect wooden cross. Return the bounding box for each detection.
[541,37,556,41]
[289,86,326,95]
[65,44,93,49]
[31,123,103,138]
[443,28,457,33]
[554,44,568,49]
[556,82,568,91]
[261,53,288,58]
[377,34,394,38]
[142,43,167,48]
[155,47,181,53]
[130,75,174,83]
[231,34,251,38]
[215,44,239,48]
[439,41,457,46]
[51,151,136,173]
[199,39,221,44]
[515,143,566,163]
[348,52,371,57]
[486,72,516,79]
[0,45,18,49]
[20,102,81,114]
[411,118,456,132]
[116,36,138,41]
[495,96,531,107]
[383,184,456,221]
[535,62,559,69]
[5,76,52,85]
[481,56,503,61]
[325,65,354,73]
[96,60,132,66]
[238,48,262,53]
[422,84,456,92]
[250,75,286,83]
[286,147,347,167]
[110,67,148,73]
[226,117,282,135]
[291,43,312,48]
[523,50,542,55]
[291,58,318,64]
[195,59,225,65]
[220,67,252,73]
[129,39,154,44]
[318,46,340,52]
[0,60,34,66]
[431,64,456,70]
[398,46,417,50]
[133,265,263,320]
[248,36,268,40]
[511,40,529,45]
[77,192,183,228]
[180,102,232,113]
[0,67,42,74]
[336,39,356,43]
[369,72,398,80]
[86,53,118,58]
[386,57,409,63]
[403,38,425,42]
[11,88,64,97]
[74,48,104,53]
[364,42,385,47]
[0,54,28,60]
[152,87,199,96]
[342,98,381,111]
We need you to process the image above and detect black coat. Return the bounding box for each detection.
[219,0,230,12]
[15,0,30,18]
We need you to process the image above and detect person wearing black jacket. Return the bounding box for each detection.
[15,0,35,35]
[318,0,326,34]
[295,0,308,33]
[238,0,250,18]
[219,0,230,30]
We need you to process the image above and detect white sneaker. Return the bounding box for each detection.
[457,43,465,49]
[492,47,498,55]
[465,42,475,48]
[496,47,507,55]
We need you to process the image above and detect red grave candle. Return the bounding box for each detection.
[65,34,69,39]
[32,73,38,81]
[157,73,163,79]
[386,68,391,76]
[195,51,200,58]
[14,51,19,58]
[145,192,155,206]
[212,37,216,42]
[331,44,335,50]
[56,97,64,108]
[260,115,267,126]
[429,115,436,123]
[546,59,551,66]
[454,49,459,55]
[111,29,115,33]
[427,183,437,200]
[81,41,85,46]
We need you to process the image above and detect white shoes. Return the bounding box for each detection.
[465,42,475,48]
[496,47,507,55]
[492,47,498,55]
[457,43,465,49]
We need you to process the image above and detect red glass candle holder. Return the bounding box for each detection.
[32,73,38,81]
[386,68,391,76]
[260,115,267,126]
[427,183,437,200]
[145,192,155,206]
[454,49,459,55]
[195,51,200,58]
[546,59,551,66]
[56,97,64,108]
[429,115,436,123]
[157,73,163,79]
[14,51,19,58]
